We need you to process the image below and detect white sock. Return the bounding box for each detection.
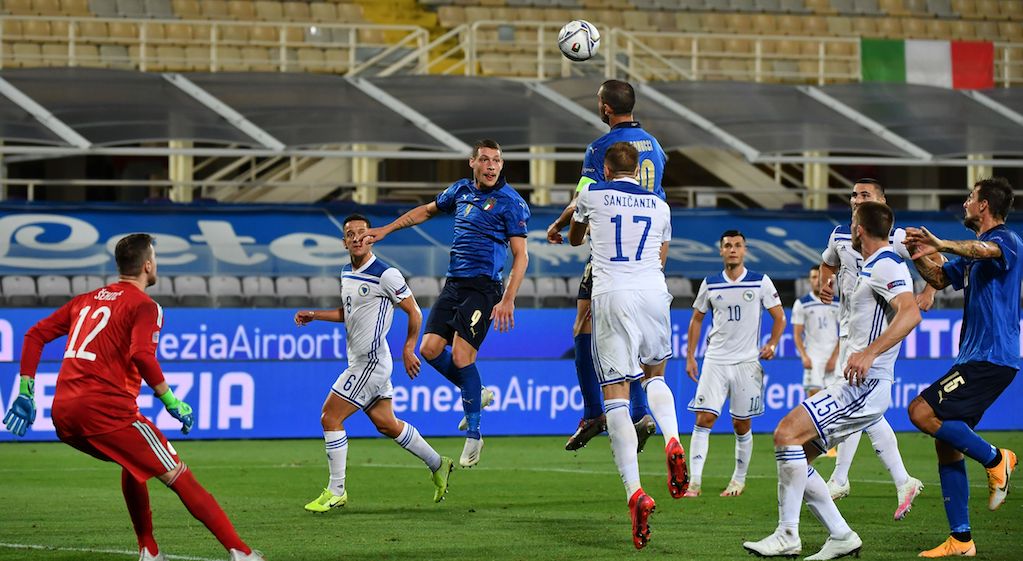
[324,430,348,495]
[689,425,711,488]
[830,431,861,486]
[605,398,641,499]
[642,377,679,446]
[776,445,807,531]
[865,417,909,487]
[805,466,852,538]
[393,421,442,472]
[733,430,753,484]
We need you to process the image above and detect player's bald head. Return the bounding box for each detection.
[115,233,154,276]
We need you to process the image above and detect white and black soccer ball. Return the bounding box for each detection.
[557,20,600,62]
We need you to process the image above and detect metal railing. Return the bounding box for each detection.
[0,15,428,75]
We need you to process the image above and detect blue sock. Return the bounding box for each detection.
[629,380,650,423]
[935,421,998,466]
[938,460,971,534]
[459,363,482,440]
[573,334,603,419]
[425,349,464,387]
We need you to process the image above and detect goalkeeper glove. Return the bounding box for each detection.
[159,389,194,435]
[3,377,36,437]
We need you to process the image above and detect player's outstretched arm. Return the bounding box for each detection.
[6,306,74,437]
[295,308,344,326]
[396,296,423,379]
[844,292,921,385]
[685,310,705,381]
[361,201,440,246]
[759,305,786,360]
[492,237,529,333]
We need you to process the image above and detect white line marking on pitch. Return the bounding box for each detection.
[0,542,220,561]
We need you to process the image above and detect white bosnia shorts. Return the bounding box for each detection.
[803,361,838,391]
[687,360,765,419]
[331,356,394,410]
[590,289,673,386]
[802,377,892,451]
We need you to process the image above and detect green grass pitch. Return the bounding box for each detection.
[1,432,1020,561]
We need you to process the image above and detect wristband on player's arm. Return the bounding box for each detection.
[158,389,194,434]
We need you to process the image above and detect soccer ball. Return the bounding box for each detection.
[558,20,600,62]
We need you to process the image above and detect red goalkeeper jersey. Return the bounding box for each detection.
[21,281,165,437]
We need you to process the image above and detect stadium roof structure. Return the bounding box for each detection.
[1,68,1022,167]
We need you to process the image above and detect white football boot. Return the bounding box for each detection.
[804,531,862,560]
[827,478,850,501]
[459,437,484,468]
[229,549,266,561]
[139,549,166,561]
[743,528,802,558]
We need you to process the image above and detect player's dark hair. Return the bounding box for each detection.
[719,229,746,245]
[809,265,819,273]
[343,213,371,229]
[974,177,1014,220]
[605,142,638,176]
[472,139,502,159]
[599,80,635,115]
[854,178,885,195]
[854,201,894,240]
[115,233,154,276]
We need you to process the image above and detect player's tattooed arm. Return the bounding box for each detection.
[362,202,439,245]
[938,239,1003,260]
[912,253,950,290]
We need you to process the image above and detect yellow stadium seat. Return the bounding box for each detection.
[21,20,52,39]
[164,23,193,41]
[310,2,337,21]
[74,44,102,67]
[673,36,694,53]
[904,0,929,15]
[215,46,245,70]
[727,14,755,33]
[186,45,210,69]
[825,59,852,77]
[700,36,725,53]
[646,35,674,53]
[879,0,910,14]
[217,24,249,43]
[155,45,189,71]
[6,0,34,15]
[323,48,348,73]
[242,46,275,71]
[676,13,702,32]
[652,11,677,32]
[171,0,201,18]
[951,20,977,38]
[3,20,23,37]
[878,17,904,37]
[852,17,878,36]
[297,47,325,71]
[726,38,753,53]
[825,16,853,35]
[50,20,69,39]
[250,25,277,43]
[974,20,998,38]
[805,0,836,14]
[201,0,230,19]
[76,20,107,41]
[13,42,43,66]
[283,1,310,21]
[255,1,284,21]
[702,13,727,32]
[41,43,69,66]
[1002,0,1022,20]
[108,22,139,42]
[623,11,650,30]
[826,40,855,55]
[227,0,256,20]
[752,14,776,33]
[542,8,572,22]
[336,3,363,22]
[975,0,998,17]
[800,40,822,55]
[437,6,465,27]
[776,39,801,55]
[1000,21,1023,40]
[951,0,978,17]
[926,18,951,38]
[803,15,828,35]
[779,15,804,34]
[902,18,928,37]
[144,23,166,41]
[34,0,63,16]
[358,28,385,44]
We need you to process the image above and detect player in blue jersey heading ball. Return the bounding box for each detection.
[361,139,531,468]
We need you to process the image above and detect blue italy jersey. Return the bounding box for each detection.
[942,224,1023,369]
[435,177,530,281]
[579,121,667,200]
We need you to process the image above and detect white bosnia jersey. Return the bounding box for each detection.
[791,293,840,363]
[573,177,671,297]
[694,268,782,364]
[340,255,412,365]
[822,224,912,337]
[847,246,914,382]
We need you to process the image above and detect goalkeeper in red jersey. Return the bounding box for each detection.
[4,233,265,561]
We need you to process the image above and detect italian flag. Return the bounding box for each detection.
[860,38,994,89]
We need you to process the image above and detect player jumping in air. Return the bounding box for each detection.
[361,139,530,468]
[294,214,454,513]
[3,233,265,561]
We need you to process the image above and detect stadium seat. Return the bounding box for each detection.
[216,46,247,71]
[902,17,928,36]
[309,275,341,308]
[200,0,229,18]
[829,0,855,13]
[35,0,63,15]
[3,276,38,307]
[926,18,952,38]
[756,0,782,11]
[144,0,174,18]
[100,44,133,68]
[514,277,537,308]
[853,0,883,14]
[667,277,695,308]
[779,14,804,33]
[115,0,145,17]
[185,45,211,69]
[676,13,702,32]
[171,0,200,17]
[999,21,1022,41]
[535,277,572,307]
[407,276,440,307]
[37,275,73,307]
[154,45,188,71]
[242,46,276,71]
[71,275,106,294]
[242,275,277,307]
[174,275,213,307]
[255,0,284,21]
[310,2,337,21]
[825,14,853,31]
[227,0,256,19]
[781,0,812,12]
[1002,0,1022,20]
[904,0,929,15]
[21,20,52,39]
[41,43,69,66]
[852,16,878,35]
[926,0,954,17]
[297,47,326,71]
[208,275,246,307]
[11,43,43,67]
[276,276,312,308]
[878,16,905,37]
[973,19,998,38]
[89,0,117,17]
[5,0,34,14]
[730,0,758,10]
[951,0,977,17]
[108,22,139,43]
[283,1,311,21]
